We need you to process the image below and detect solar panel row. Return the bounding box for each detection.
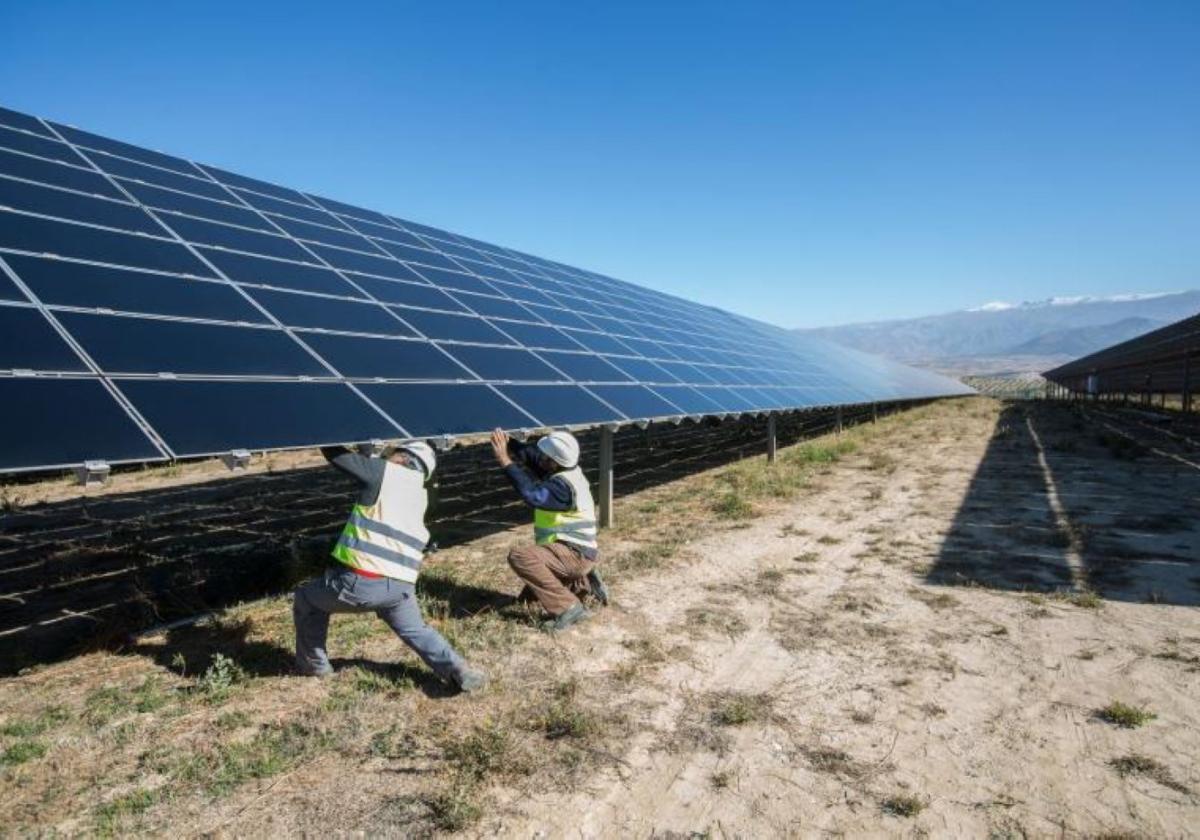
[0,104,972,472]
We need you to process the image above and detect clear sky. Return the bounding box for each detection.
[2,1,1197,328]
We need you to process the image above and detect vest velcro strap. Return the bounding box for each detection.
[336,534,423,571]
[347,512,428,552]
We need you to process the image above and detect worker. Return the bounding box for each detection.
[489,428,608,632]
[293,441,486,693]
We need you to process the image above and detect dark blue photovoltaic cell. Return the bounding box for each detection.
[648,386,725,414]
[89,152,233,201]
[199,163,309,205]
[0,149,125,199]
[0,269,22,301]
[441,345,567,382]
[491,321,583,351]
[269,214,385,254]
[0,211,216,277]
[50,122,199,176]
[0,378,162,469]
[588,385,685,419]
[309,243,426,282]
[346,275,464,311]
[5,253,269,323]
[374,239,462,271]
[696,387,755,412]
[309,194,393,225]
[0,177,162,236]
[536,351,633,383]
[561,329,634,355]
[0,106,54,137]
[160,213,312,262]
[0,305,88,371]
[0,126,85,166]
[245,287,413,336]
[198,248,363,297]
[340,216,426,247]
[233,188,343,227]
[497,384,624,426]
[394,308,516,345]
[606,356,680,383]
[298,334,470,380]
[359,382,534,436]
[58,312,328,377]
[120,179,274,231]
[118,379,398,456]
[524,305,599,331]
[451,292,540,322]
[410,264,497,295]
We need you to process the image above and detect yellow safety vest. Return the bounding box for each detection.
[533,466,598,551]
[331,462,430,583]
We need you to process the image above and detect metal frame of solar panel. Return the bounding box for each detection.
[0,104,973,474]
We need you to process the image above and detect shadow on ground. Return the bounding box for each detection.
[929,401,1200,605]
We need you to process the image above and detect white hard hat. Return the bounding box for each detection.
[537,431,580,469]
[398,441,437,477]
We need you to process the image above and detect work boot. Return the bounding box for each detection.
[542,603,591,633]
[586,569,610,606]
[455,667,488,694]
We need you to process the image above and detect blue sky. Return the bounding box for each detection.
[2,1,1197,328]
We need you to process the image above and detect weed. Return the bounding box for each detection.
[920,703,947,717]
[94,788,161,836]
[712,491,754,520]
[1,740,47,765]
[174,720,331,797]
[1064,590,1103,609]
[134,676,171,713]
[1076,649,1097,661]
[369,725,417,760]
[194,653,247,704]
[817,535,842,545]
[710,769,734,789]
[756,568,785,590]
[444,722,516,782]
[710,691,773,726]
[881,793,925,817]
[1095,702,1156,729]
[849,709,875,724]
[0,705,69,738]
[533,680,598,741]
[215,711,250,730]
[685,605,748,638]
[803,746,863,777]
[1109,754,1190,794]
[84,686,131,727]
[793,551,819,563]
[426,782,483,831]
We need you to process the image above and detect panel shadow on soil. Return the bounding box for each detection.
[929,402,1200,606]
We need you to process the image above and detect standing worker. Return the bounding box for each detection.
[489,428,608,631]
[293,442,486,693]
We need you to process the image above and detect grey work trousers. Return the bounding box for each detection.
[293,567,466,682]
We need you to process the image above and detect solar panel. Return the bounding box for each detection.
[0,104,973,472]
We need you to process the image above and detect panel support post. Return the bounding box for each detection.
[872,402,878,423]
[1183,353,1192,414]
[766,414,777,464]
[835,406,844,435]
[598,425,615,529]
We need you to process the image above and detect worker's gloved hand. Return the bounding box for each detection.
[490,429,512,467]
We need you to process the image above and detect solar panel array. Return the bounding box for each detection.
[0,104,971,473]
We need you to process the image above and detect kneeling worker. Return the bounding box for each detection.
[490,428,608,631]
[293,441,486,692]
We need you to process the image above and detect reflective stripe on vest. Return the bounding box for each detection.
[533,466,598,551]
[332,462,430,584]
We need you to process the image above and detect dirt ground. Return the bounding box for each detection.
[1,397,1197,838]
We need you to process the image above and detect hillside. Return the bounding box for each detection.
[799,291,1200,375]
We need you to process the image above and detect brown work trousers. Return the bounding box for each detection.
[507,541,593,617]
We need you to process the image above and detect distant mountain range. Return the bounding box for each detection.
[798,291,1200,377]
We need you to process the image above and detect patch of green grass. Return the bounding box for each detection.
[425,782,483,832]
[533,681,598,741]
[215,711,250,730]
[710,691,774,727]
[85,686,132,727]
[94,788,161,836]
[1062,590,1103,609]
[711,491,754,520]
[134,675,171,713]
[1109,754,1190,794]
[349,666,414,696]
[173,721,331,797]
[1,740,47,765]
[369,724,417,760]
[0,705,70,738]
[881,793,925,817]
[1095,701,1156,729]
[443,722,518,782]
